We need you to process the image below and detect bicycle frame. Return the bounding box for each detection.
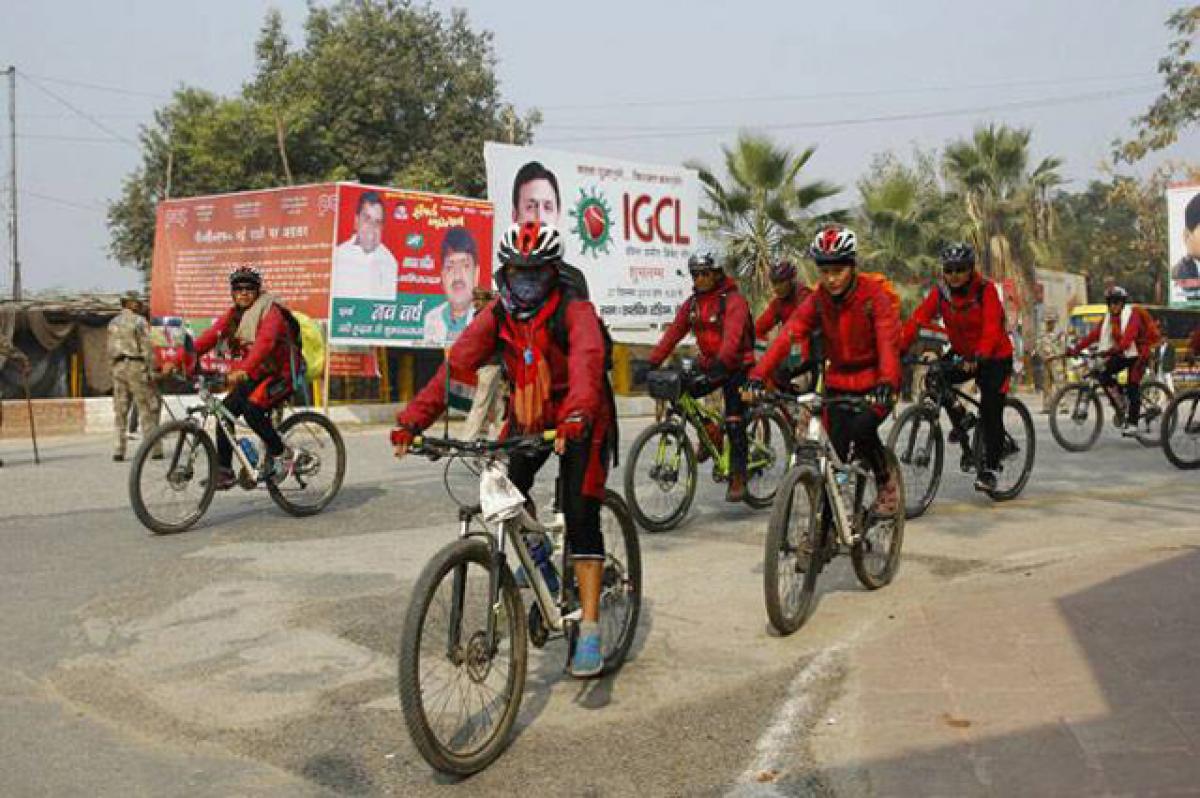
[789,395,872,550]
[660,391,776,477]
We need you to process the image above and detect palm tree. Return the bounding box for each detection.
[687,133,842,308]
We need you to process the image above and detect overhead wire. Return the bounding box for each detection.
[17,72,140,148]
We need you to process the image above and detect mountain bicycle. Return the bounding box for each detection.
[623,361,794,532]
[398,433,641,776]
[886,354,1035,518]
[763,392,905,635]
[1047,351,1172,452]
[1161,387,1200,469]
[128,373,345,534]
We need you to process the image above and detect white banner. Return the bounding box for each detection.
[484,142,698,335]
[1167,182,1200,309]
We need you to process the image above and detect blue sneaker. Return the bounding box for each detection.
[570,630,604,678]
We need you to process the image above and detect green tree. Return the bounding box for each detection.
[687,132,842,309]
[108,0,539,274]
[1115,6,1200,163]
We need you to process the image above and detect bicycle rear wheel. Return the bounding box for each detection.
[129,420,217,535]
[1163,389,1200,469]
[885,405,943,519]
[623,421,697,533]
[851,450,905,590]
[267,411,346,516]
[399,538,526,776]
[763,467,824,635]
[595,490,642,674]
[1134,380,1173,448]
[743,407,795,509]
[1048,383,1102,452]
[976,397,1036,501]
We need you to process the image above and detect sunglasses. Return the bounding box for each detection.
[231,286,258,295]
[817,262,852,274]
[942,264,972,275]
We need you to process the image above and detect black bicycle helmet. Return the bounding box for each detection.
[229,266,263,290]
[940,242,976,267]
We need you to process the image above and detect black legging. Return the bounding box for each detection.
[945,359,1012,471]
[826,398,889,485]
[1099,355,1141,424]
[690,369,749,477]
[508,438,604,560]
[217,378,285,468]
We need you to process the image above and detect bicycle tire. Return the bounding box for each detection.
[763,466,824,635]
[851,450,906,590]
[398,538,526,776]
[1163,388,1200,470]
[977,396,1036,501]
[885,404,943,519]
[1048,383,1103,452]
[1134,380,1173,448]
[623,420,697,533]
[266,411,346,516]
[743,407,796,509]
[128,420,217,535]
[596,490,642,674]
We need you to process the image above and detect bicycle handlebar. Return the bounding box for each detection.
[410,431,556,459]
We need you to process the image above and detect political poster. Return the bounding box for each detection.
[149,184,338,320]
[327,184,493,347]
[484,143,698,338]
[1167,182,1200,308]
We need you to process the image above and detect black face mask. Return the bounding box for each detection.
[499,265,556,317]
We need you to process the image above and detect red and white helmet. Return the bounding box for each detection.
[498,221,563,269]
[808,226,857,265]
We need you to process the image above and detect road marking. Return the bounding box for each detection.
[727,625,867,797]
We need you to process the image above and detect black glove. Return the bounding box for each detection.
[632,361,652,386]
[868,383,895,410]
[688,374,714,396]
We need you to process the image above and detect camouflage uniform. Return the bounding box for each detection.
[108,302,161,458]
[0,337,30,468]
[1037,325,1067,411]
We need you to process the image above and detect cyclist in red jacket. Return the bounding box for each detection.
[748,226,902,513]
[899,243,1013,490]
[1067,285,1146,436]
[391,221,613,678]
[756,259,818,391]
[647,251,755,501]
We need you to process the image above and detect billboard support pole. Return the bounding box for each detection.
[6,66,20,301]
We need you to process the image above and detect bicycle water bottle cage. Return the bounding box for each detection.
[480,462,527,523]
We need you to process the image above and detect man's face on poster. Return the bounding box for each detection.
[1185,223,1200,259]
[355,201,385,253]
[442,250,478,312]
[514,179,559,225]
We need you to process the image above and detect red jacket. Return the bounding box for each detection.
[1071,309,1144,358]
[649,276,754,373]
[752,275,901,393]
[755,285,812,341]
[397,292,612,498]
[899,274,1013,360]
[192,303,293,380]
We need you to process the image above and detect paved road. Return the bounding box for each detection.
[1,401,1197,796]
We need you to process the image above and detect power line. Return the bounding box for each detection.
[536,70,1155,112]
[538,85,1158,144]
[17,133,137,143]
[20,71,169,100]
[18,73,139,148]
[19,189,107,213]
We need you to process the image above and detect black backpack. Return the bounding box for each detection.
[275,304,310,404]
[492,280,619,465]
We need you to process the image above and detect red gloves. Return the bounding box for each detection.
[390,426,415,448]
[556,413,591,443]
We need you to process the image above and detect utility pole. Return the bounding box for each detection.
[6,66,18,301]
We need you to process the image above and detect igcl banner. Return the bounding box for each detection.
[484,143,697,335]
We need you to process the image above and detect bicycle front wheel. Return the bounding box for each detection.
[851,450,905,590]
[743,407,795,509]
[763,467,824,635]
[1163,389,1200,469]
[129,420,217,535]
[1134,380,1173,448]
[1048,383,1102,452]
[623,421,697,533]
[267,411,346,516]
[885,405,943,519]
[595,490,642,674]
[398,538,526,776]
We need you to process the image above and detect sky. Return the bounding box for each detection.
[0,0,1196,295]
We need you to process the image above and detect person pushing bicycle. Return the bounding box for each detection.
[898,243,1013,491]
[646,251,755,502]
[746,226,902,514]
[391,221,614,678]
[170,267,299,490]
[1066,285,1149,437]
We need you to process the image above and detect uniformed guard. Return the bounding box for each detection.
[108,292,161,461]
[0,335,31,468]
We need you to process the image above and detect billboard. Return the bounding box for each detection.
[1167,182,1200,308]
[1035,268,1088,325]
[327,185,493,347]
[150,184,338,319]
[484,142,697,336]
